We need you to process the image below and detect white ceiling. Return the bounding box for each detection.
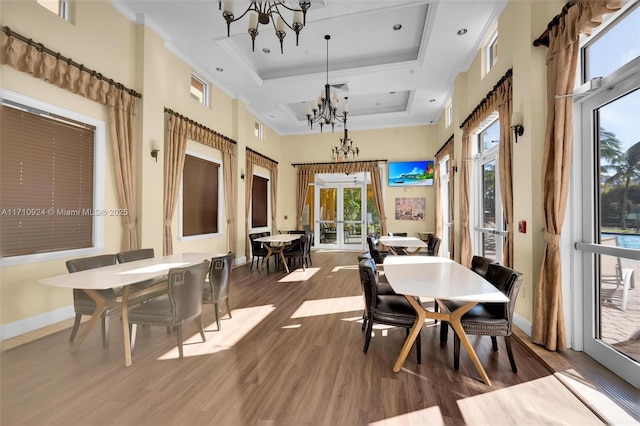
[113,1,507,135]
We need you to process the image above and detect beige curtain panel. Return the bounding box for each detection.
[435,136,454,258]
[295,169,313,230]
[1,29,140,251]
[497,77,514,268]
[532,0,621,352]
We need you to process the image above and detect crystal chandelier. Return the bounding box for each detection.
[332,127,359,161]
[219,2,311,54]
[307,35,349,132]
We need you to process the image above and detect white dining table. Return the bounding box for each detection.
[254,234,302,273]
[39,252,222,367]
[379,236,428,255]
[383,255,509,386]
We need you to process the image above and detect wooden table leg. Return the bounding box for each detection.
[448,301,492,386]
[258,245,275,272]
[70,289,105,353]
[121,286,133,367]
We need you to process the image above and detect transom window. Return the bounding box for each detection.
[37,0,69,19]
[255,121,264,140]
[486,31,498,73]
[446,102,453,127]
[190,74,209,106]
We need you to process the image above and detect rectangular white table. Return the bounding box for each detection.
[39,252,221,367]
[379,236,428,255]
[254,234,302,273]
[383,255,509,386]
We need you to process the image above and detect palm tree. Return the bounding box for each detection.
[602,131,640,229]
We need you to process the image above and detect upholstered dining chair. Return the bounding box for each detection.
[358,257,421,364]
[203,252,235,331]
[249,232,270,270]
[116,248,166,290]
[128,260,210,360]
[439,263,523,373]
[367,235,391,264]
[283,233,310,271]
[65,254,120,348]
[470,255,498,277]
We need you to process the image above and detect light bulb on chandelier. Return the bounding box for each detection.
[307,35,348,132]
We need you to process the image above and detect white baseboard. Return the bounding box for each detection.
[514,312,532,336]
[1,306,74,340]
[235,256,247,265]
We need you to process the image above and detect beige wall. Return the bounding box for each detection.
[1,0,567,336]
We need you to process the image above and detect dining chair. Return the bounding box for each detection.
[249,232,270,270]
[283,233,310,271]
[388,232,409,255]
[470,255,498,277]
[600,237,633,311]
[128,260,210,360]
[366,235,391,264]
[65,254,120,348]
[439,263,523,372]
[116,248,166,290]
[358,257,421,364]
[203,252,235,331]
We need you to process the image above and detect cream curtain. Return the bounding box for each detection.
[163,112,236,255]
[532,0,621,352]
[1,29,140,251]
[435,136,454,258]
[294,161,387,236]
[245,149,278,258]
[295,168,313,229]
[497,78,514,268]
[459,128,473,267]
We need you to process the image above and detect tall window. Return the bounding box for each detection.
[190,74,209,106]
[485,31,498,73]
[182,154,219,236]
[473,116,504,260]
[1,97,102,262]
[251,175,269,228]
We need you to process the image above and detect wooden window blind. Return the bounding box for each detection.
[183,154,219,236]
[251,175,268,228]
[1,104,95,257]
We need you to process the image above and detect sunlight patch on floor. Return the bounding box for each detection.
[278,267,320,282]
[158,304,275,360]
[290,295,363,318]
[282,324,302,329]
[457,375,603,425]
[331,265,359,272]
[369,406,444,426]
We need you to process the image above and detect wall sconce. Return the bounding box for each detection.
[150,148,159,162]
[511,112,524,143]
[240,169,245,180]
[452,160,458,173]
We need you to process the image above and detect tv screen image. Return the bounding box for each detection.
[388,160,435,187]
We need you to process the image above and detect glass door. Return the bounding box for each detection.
[440,157,452,258]
[314,176,365,250]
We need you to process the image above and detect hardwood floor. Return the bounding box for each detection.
[1,251,604,425]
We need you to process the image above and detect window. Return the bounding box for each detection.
[445,102,453,127]
[1,93,104,264]
[190,74,209,106]
[485,31,498,73]
[255,120,264,140]
[182,154,219,236]
[37,0,69,19]
[251,175,269,228]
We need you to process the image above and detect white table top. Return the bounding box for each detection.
[39,252,221,290]
[383,256,508,303]
[379,236,428,248]
[255,234,302,244]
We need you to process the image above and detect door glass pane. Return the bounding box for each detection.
[366,184,381,236]
[343,187,362,246]
[597,88,640,361]
[319,187,337,244]
[482,160,496,258]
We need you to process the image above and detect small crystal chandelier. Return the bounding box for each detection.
[307,35,349,132]
[332,127,359,161]
[219,2,310,54]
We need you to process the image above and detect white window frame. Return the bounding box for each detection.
[445,102,453,127]
[255,120,264,140]
[485,31,498,74]
[178,149,222,240]
[190,73,209,107]
[250,170,271,233]
[37,0,70,20]
[0,90,106,266]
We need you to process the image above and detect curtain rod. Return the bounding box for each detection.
[291,159,387,167]
[246,147,278,165]
[533,1,577,47]
[459,68,513,130]
[1,26,142,99]
[164,108,236,145]
[435,134,454,158]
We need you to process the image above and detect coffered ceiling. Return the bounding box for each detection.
[113,1,507,135]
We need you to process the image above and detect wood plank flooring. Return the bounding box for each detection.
[1,251,604,425]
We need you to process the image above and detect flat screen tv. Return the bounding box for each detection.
[388,160,435,187]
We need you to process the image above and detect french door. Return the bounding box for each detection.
[314,180,366,250]
[575,63,640,388]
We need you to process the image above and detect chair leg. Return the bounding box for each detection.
[361,314,367,331]
[440,321,449,347]
[69,314,82,342]
[416,330,422,364]
[225,299,232,319]
[363,320,373,353]
[504,335,518,373]
[491,336,499,351]
[453,333,460,370]
[130,323,137,353]
[198,317,206,342]
[177,325,184,360]
[101,316,109,349]
[214,301,221,331]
